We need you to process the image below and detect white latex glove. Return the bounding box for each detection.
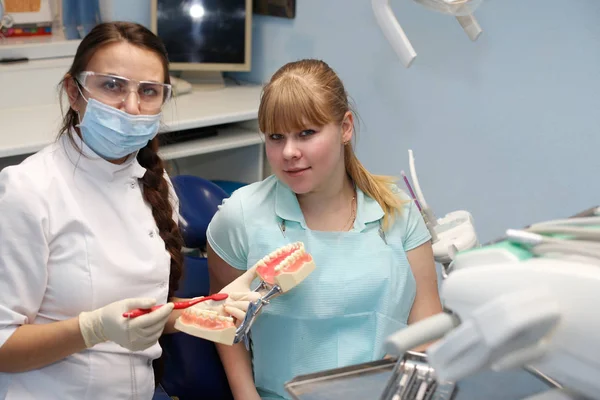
[78,298,174,352]
[219,265,262,324]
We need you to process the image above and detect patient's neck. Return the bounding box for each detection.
[297,174,355,231]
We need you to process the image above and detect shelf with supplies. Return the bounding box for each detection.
[158,124,263,160]
[0,77,268,184]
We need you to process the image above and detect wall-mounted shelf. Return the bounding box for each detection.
[159,126,263,160]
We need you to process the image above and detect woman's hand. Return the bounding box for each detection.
[218,265,262,325]
[164,266,262,334]
[78,298,174,351]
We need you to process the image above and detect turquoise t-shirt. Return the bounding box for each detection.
[207,175,431,399]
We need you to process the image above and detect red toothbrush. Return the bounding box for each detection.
[122,293,229,318]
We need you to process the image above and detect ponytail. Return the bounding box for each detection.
[344,144,406,231]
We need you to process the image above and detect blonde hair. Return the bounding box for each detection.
[258,59,406,230]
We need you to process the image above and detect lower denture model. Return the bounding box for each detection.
[174,242,316,346]
[175,298,238,344]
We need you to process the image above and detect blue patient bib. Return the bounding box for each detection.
[247,219,417,399]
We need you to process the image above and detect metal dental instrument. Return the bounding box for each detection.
[233,281,283,350]
[379,352,456,400]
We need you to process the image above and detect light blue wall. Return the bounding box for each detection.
[99,0,151,27]
[112,0,600,244]
[230,0,600,244]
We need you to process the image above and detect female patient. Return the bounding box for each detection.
[0,21,254,399]
[207,59,443,400]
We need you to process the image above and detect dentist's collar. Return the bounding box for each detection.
[61,130,147,182]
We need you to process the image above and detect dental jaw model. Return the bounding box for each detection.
[254,242,316,293]
[174,297,237,345]
[175,242,316,347]
[234,242,316,349]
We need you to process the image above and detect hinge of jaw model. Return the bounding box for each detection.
[174,242,316,347]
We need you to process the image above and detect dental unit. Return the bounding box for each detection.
[382,145,599,400]
[174,242,316,347]
[383,208,600,400]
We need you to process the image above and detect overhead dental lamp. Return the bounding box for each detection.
[372,0,484,67]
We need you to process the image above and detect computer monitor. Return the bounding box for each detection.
[150,0,252,88]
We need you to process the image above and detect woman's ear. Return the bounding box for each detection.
[64,75,81,112]
[341,111,354,144]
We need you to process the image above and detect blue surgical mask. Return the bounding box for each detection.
[77,98,162,160]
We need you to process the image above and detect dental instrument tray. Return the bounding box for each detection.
[284,351,557,400]
[285,352,456,400]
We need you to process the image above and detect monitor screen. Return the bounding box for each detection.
[153,0,249,68]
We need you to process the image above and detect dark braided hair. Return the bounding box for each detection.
[57,21,183,298]
[57,21,184,385]
[137,138,184,299]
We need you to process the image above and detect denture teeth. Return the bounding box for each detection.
[282,258,293,271]
[195,309,218,317]
[217,316,234,322]
[257,260,266,268]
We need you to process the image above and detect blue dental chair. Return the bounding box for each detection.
[158,175,234,400]
[210,180,247,197]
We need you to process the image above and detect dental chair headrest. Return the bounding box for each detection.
[171,175,229,249]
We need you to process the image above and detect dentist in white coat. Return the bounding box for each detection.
[0,21,255,399]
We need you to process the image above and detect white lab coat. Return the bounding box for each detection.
[0,133,178,399]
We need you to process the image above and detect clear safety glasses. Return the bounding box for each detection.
[76,71,172,114]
